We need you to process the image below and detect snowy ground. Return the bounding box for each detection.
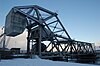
[0,57,98,66]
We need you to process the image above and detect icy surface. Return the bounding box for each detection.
[0,58,97,66]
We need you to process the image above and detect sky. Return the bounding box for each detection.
[0,0,100,49]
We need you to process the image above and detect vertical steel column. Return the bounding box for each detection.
[35,7,42,57]
[0,54,1,61]
[3,34,6,51]
[38,26,42,57]
[27,29,31,54]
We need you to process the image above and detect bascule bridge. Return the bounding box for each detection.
[4,5,96,62]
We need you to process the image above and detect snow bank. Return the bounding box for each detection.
[31,55,40,59]
[0,58,97,66]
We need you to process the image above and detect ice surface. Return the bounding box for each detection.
[0,58,97,66]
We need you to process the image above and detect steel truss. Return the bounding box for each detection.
[9,5,95,58]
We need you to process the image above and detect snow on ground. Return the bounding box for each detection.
[0,57,97,66]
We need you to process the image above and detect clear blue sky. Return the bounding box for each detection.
[0,0,100,43]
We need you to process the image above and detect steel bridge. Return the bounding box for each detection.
[4,5,95,62]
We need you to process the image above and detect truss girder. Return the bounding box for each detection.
[9,5,95,57]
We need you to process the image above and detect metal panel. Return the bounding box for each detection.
[5,9,27,36]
